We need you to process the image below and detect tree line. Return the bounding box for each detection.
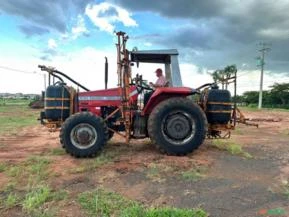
[211,65,289,109]
[234,83,289,108]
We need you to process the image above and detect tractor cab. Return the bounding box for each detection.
[130,49,183,87]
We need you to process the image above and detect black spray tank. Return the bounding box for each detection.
[45,83,70,121]
[206,88,232,124]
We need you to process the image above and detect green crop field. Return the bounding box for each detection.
[0,99,39,135]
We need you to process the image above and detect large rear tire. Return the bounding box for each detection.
[60,112,108,157]
[148,97,207,155]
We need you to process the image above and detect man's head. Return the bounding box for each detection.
[155,68,163,77]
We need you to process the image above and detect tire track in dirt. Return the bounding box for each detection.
[0,126,59,162]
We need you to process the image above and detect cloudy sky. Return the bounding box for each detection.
[0,0,288,94]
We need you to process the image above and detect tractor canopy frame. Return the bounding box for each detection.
[130,49,183,87]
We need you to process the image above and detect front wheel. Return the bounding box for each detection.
[148,97,207,155]
[60,112,108,157]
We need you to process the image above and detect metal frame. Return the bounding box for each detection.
[116,32,132,143]
[198,75,238,139]
[130,49,183,87]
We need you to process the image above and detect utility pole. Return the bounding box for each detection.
[257,42,271,109]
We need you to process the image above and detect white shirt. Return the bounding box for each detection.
[155,75,167,87]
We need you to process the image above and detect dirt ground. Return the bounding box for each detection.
[0,109,289,217]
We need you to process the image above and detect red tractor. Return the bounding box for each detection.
[39,31,236,158]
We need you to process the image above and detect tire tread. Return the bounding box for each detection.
[148,97,207,155]
[60,112,108,158]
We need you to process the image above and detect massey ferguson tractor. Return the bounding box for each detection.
[38,31,237,158]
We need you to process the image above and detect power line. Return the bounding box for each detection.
[0,65,41,75]
[0,65,46,90]
[236,71,252,79]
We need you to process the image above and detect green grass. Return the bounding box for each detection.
[270,180,289,200]
[0,162,8,172]
[78,188,137,217]
[0,183,66,213]
[0,98,33,106]
[122,206,207,217]
[0,181,66,215]
[181,167,207,181]
[49,147,66,156]
[212,140,252,158]
[281,181,289,198]
[6,165,22,177]
[78,188,207,217]
[69,149,117,174]
[0,100,39,135]
[22,185,66,216]
[1,156,53,212]
[145,163,167,183]
[146,163,160,177]
[2,182,16,192]
[0,101,65,216]
[5,156,51,185]
[4,193,20,208]
[26,156,51,183]
[22,185,52,211]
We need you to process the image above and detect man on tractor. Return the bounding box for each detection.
[149,68,168,88]
[144,68,168,105]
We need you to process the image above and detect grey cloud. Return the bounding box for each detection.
[116,0,289,73]
[98,6,118,17]
[0,0,92,33]
[40,55,52,61]
[19,25,50,37]
[42,48,58,56]
[131,33,161,40]
[113,0,227,18]
[83,32,90,37]
[153,24,220,50]
[38,48,59,62]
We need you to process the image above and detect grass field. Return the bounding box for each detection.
[0,99,39,136]
[0,101,208,217]
[1,101,289,216]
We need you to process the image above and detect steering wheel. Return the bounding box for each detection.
[132,75,153,93]
[139,80,153,91]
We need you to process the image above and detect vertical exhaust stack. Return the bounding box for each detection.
[105,57,108,89]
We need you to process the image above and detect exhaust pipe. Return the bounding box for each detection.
[105,57,108,89]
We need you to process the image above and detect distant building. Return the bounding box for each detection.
[0,93,40,99]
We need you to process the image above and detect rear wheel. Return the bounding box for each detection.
[148,97,207,155]
[60,112,108,157]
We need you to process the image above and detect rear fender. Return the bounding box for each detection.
[142,87,194,115]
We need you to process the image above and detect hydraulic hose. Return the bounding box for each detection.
[51,74,64,83]
[38,65,90,91]
[53,69,90,91]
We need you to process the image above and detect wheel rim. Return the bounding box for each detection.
[161,111,196,146]
[70,123,97,149]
